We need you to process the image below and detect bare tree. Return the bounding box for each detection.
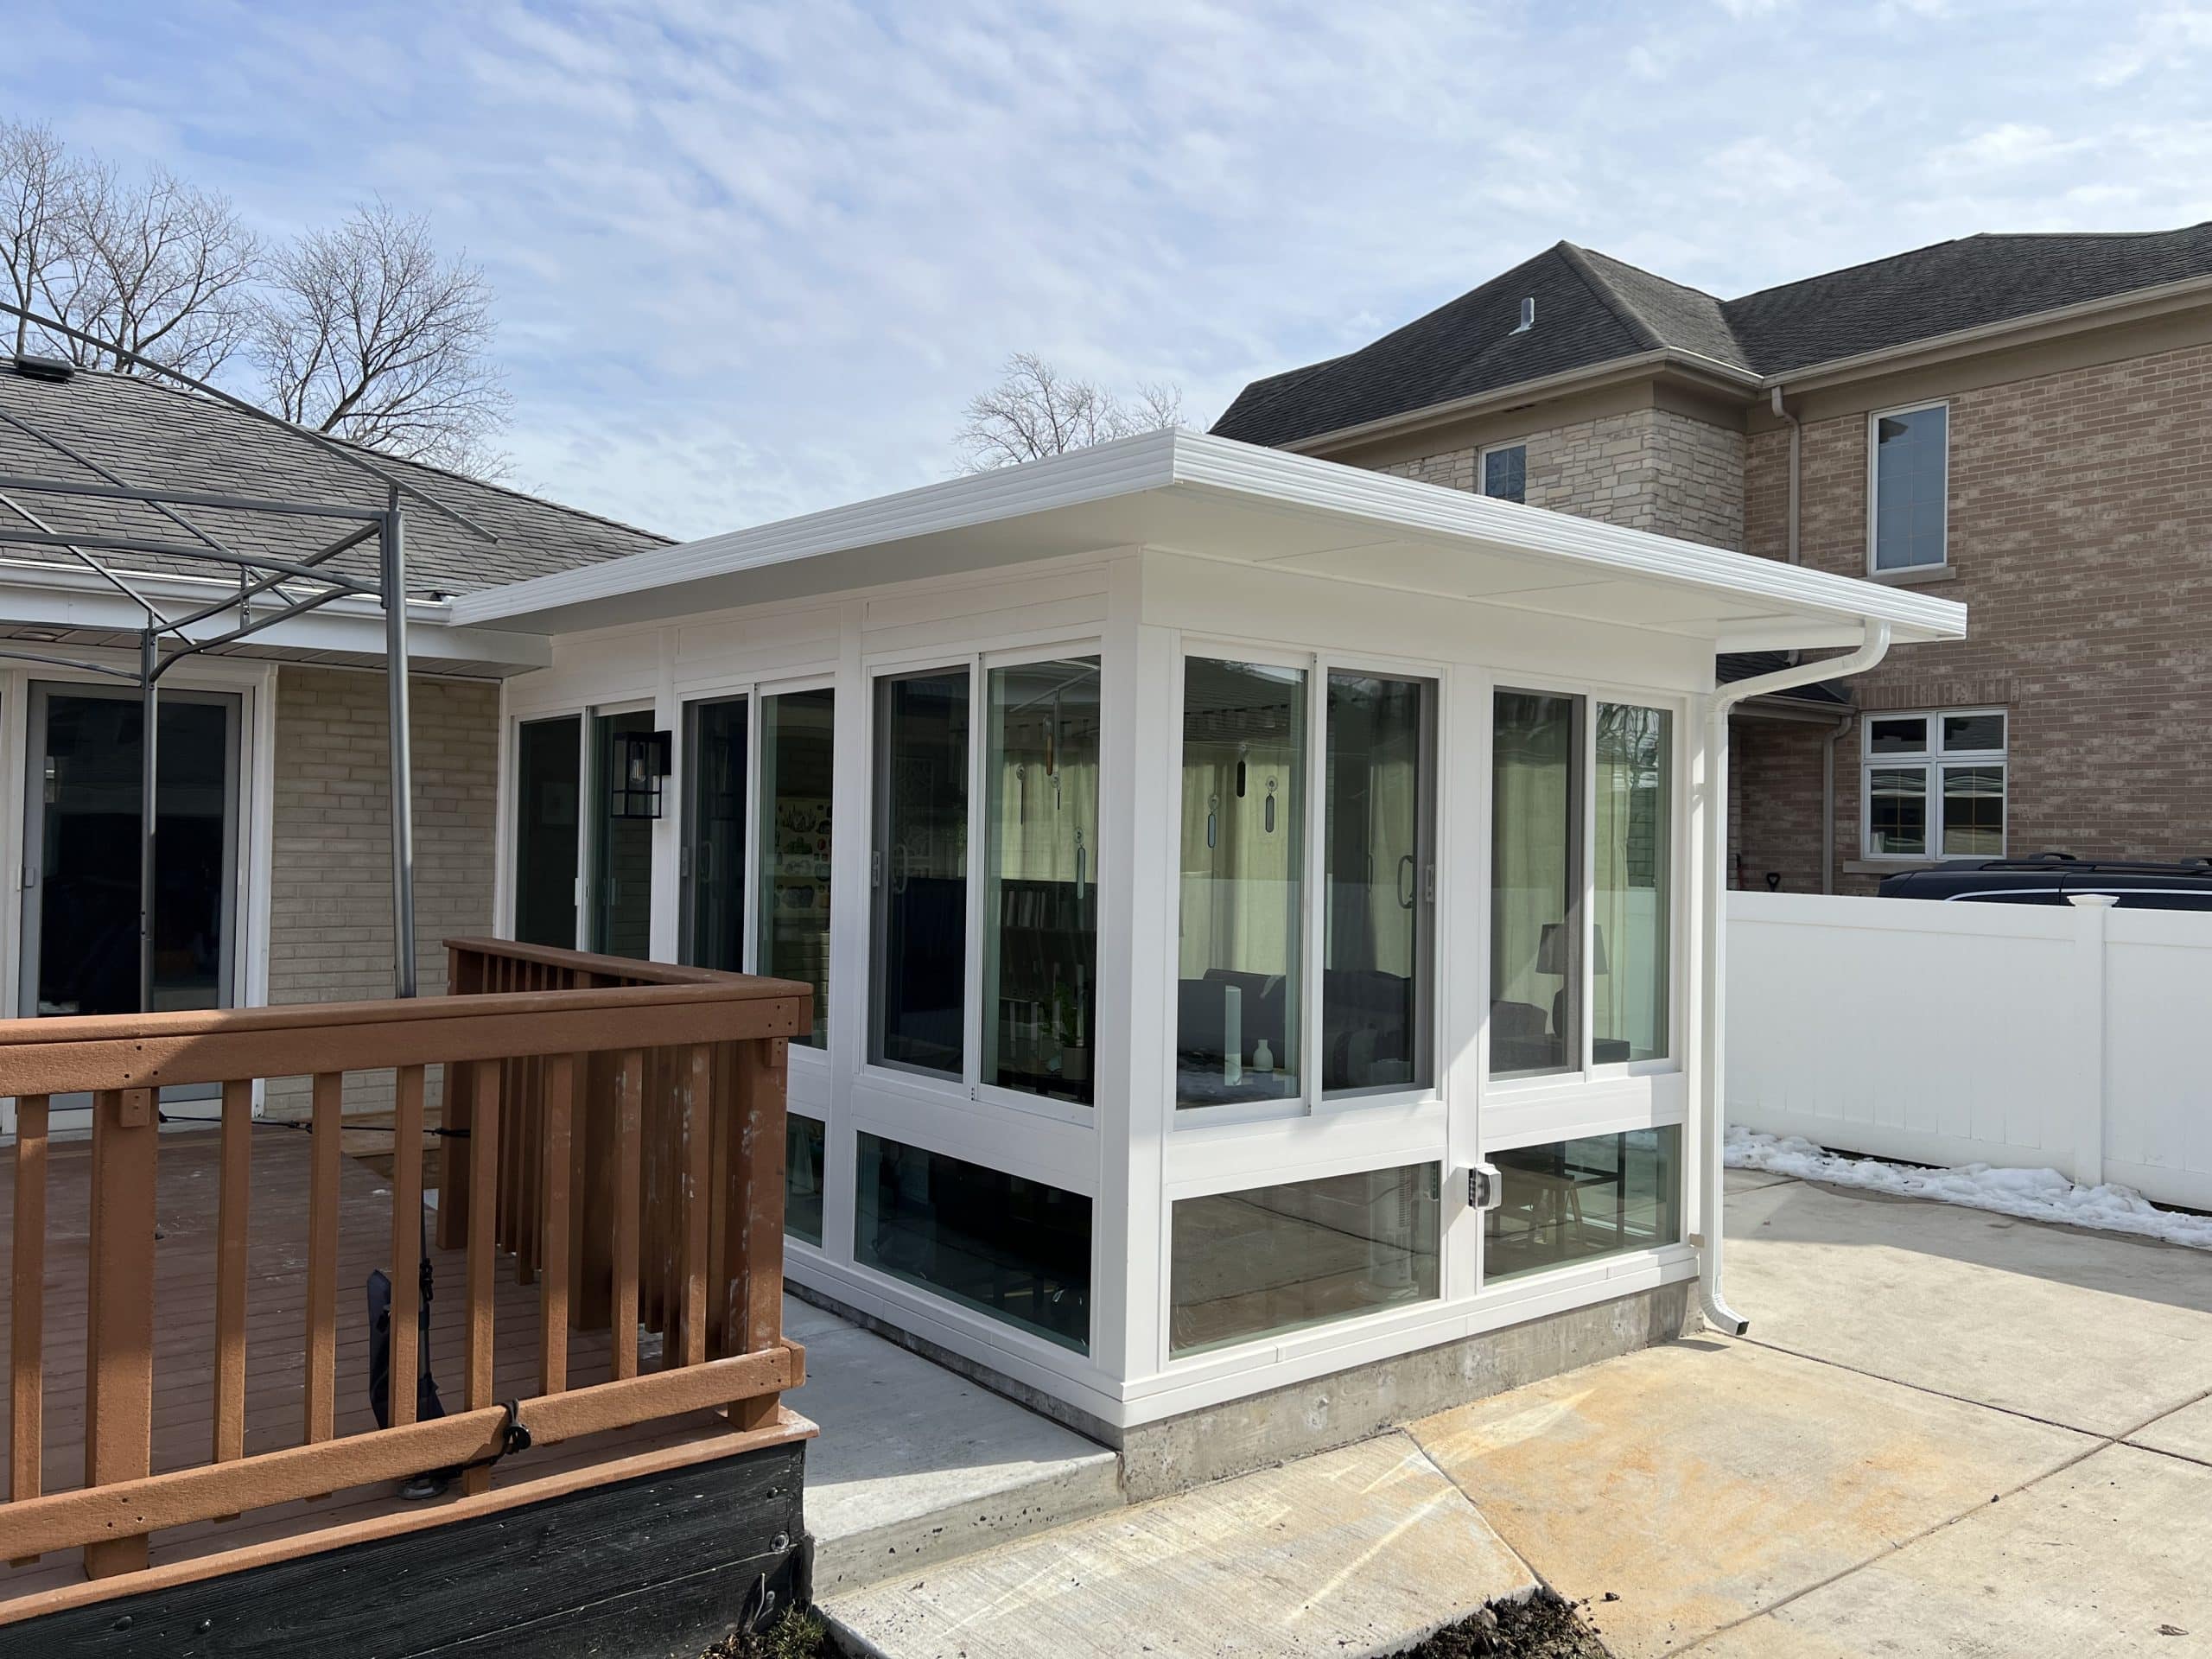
[44,162,262,379]
[0,119,84,358]
[956,352,1186,471]
[257,200,510,474]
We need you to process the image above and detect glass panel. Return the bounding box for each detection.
[591,710,655,959]
[758,688,835,1048]
[1482,444,1526,504]
[32,690,234,1016]
[514,715,581,948]
[1593,704,1669,1065]
[1867,715,1928,756]
[984,658,1101,1104]
[872,670,969,1077]
[1491,690,1579,1078]
[682,696,747,973]
[1867,766,1929,855]
[1942,766,2005,856]
[1169,1164,1440,1356]
[1941,713,2005,754]
[785,1114,826,1246]
[1176,658,1305,1108]
[855,1133,1091,1351]
[1872,405,1948,570]
[1324,673,1430,1096]
[1485,1128,1681,1281]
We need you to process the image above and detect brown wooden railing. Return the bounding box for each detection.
[0,939,810,1587]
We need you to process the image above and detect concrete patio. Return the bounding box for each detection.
[820,1166,2212,1657]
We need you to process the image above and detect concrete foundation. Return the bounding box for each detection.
[791,1277,1694,1503]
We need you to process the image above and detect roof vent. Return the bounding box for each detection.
[1511,298,1535,334]
[11,353,73,383]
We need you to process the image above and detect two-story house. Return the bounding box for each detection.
[1212,226,2212,891]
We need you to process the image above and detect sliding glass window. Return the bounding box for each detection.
[871,669,969,1077]
[1176,658,1305,1108]
[758,689,835,1049]
[590,710,656,960]
[682,696,747,974]
[513,715,582,948]
[1592,704,1669,1064]
[1323,673,1433,1096]
[1491,690,1580,1078]
[983,658,1100,1105]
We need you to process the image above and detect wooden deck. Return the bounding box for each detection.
[0,1124,735,1610]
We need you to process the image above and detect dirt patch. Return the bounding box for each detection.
[696,1607,829,1659]
[1395,1589,1612,1657]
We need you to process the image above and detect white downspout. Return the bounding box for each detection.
[1696,620,1891,1333]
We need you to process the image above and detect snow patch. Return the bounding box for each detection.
[1726,1128,2212,1251]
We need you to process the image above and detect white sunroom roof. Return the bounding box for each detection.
[454,428,1967,652]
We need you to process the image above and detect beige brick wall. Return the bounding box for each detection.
[266,666,499,1113]
[1376,405,1745,550]
[1747,340,2212,892]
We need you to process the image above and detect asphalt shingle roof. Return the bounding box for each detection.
[0,362,667,596]
[1214,225,2212,450]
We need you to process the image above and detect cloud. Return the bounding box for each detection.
[2,1,2206,538]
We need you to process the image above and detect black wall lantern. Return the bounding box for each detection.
[608,728,673,819]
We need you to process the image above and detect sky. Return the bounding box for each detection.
[3,0,2210,542]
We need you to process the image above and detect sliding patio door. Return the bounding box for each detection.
[19,682,241,1020]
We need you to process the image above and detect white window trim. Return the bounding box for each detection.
[1865,399,1950,576]
[1859,707,2007,862]
[1478,439,1529,504]
[1166,643,1447,1130]
[859,639,1108,1129]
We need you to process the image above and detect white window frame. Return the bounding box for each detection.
[1478,440,1529,505]
[859,639,1107,1129]
[1167,642,1446,1131]
[1866,399,1950,575]
[1859,708,2007,862]
[1484,674,1688,1100]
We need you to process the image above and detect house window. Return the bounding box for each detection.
[513,715,582,948]
[855,1132,1092,1352]
[982,658,1102,1104]
[870,668,971,1077]
[1175,657,1438,1111]
[1168,1162,1441,1356]
[1485,1127,1681,1281]
[1593,704,1670,1064]
[785,1114,826,1246]
[681,696,748,974]
[1481,442,1527,505]
[1870,403,1948,572]
[757,688,835,1049]
[1491,690,1580,1077]
[589,710,656,959]
[1863,709,2006,859]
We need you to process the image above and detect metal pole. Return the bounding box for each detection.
[382,490,420,999]
[138,623,159,1015]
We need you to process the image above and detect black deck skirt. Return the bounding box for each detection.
[4,1438,809,1659]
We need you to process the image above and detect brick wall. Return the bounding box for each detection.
[266,666,499,1114]
[1376,405,1745,550]
[1730,715,1833,894]
[1747,340,2212,892]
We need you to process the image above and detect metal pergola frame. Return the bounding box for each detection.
[0,302,499,1009]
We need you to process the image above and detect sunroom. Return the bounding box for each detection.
[453,429,1966,1440]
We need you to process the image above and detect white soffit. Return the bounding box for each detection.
[452,429,1967,652]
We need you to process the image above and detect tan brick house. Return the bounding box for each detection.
[1213,226,2212,892]
[0,359,664,1120]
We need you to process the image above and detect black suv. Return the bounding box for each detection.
[1878,852,2212,908]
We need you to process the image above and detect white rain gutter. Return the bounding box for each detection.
[1697,620,1891,1333]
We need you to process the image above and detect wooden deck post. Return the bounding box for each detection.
[728,1038,788,1430]
[463,1057,501,1497]
[83,1087,157,1579]
[390,1065,426,1428]
[10,1092,49,1558]
[213,1079,253,1468]
[304,1073,343,1446]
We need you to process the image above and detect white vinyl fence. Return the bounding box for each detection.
[1728,891,2212,1211]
